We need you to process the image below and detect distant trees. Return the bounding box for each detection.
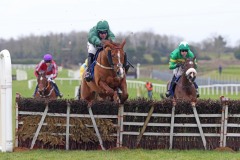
[201,35,227,58]
[0,32,237,67]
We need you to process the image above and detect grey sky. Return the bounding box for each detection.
[1,0,240,46]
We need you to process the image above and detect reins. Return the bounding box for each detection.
[96,45,123,70]
[177,60,196,89]
[37,75,54,97]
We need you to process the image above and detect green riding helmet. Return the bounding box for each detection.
[178,41,190,51]
[96,20,109,32]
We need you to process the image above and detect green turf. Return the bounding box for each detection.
[1,149,240,160]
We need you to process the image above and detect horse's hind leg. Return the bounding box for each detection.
[80,81,95,103]
[77,85,81,100]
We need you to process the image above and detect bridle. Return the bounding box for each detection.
[37,74,54,97]
[96,46,125,78]
[182,59,197,83]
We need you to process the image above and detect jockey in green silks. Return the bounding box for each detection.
[165,41,199,98]
[85,20,130,82]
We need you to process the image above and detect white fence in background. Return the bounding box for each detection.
[68,70,80,79]
[126,81,240,96]
[28,77,240,97]
[28,78,80,89]
[0,50,13,152]
[16,69,28,81]
[74,81,240,98]
[12,64,36,69]
[199,84,240,96]
[12,64,63,72]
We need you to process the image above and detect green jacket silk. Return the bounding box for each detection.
[88,26,115,46]
[169,48,197,70]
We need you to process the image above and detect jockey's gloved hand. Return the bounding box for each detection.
[96,45,102,49]
[96,41,104,49]
[47,77,52,82]
[176,63,182,68]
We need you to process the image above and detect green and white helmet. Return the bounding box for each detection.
[178,41,190,51]
[96,20,109,32]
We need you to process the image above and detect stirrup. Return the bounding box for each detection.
[125,65,130,74]
[196,92,200,98]
[195,89,199,98]
[165,91,170,97]
[59,93,63,98]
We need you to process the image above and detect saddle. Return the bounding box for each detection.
[89,48,103,80]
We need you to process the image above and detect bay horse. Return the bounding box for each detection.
[34,71,57,99]
[168,57,198,104]
[80,40,128,107]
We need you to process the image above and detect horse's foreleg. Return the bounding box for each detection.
[113,91,120,103]
[172,98,177,106]
[98,81,114,96]
[120,82,128,103]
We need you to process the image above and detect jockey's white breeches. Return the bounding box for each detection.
[173,67,183,77]
[87,42,97,55]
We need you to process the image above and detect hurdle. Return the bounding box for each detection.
[0,50,13,152]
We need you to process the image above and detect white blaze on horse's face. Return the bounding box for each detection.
[116,51,124,78]
[185,67,197,82]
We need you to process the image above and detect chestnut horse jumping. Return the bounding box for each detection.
[34,71,57,99]
[168,57,198,103]
[80,40,128,106]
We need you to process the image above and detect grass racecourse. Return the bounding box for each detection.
[1,149,240,160]
[1,67,240,159]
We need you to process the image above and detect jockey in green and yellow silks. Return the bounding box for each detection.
[165,41,199,98]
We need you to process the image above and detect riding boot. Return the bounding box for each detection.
[165,76,176,97]
[124,52,130,74]
[32,85,38,97]
[125,65,130,74]
[85,53,94,82]
[193,81,200,98]
[165,81,174,97]
[52,82,63,98]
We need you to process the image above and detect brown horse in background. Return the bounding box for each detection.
[80,40,128,107]
[173,57,198,103]
[34,71,57,99]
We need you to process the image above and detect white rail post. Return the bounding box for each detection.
[169,105,175,149]
[65,102,71,150]
[0,50,13,152]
